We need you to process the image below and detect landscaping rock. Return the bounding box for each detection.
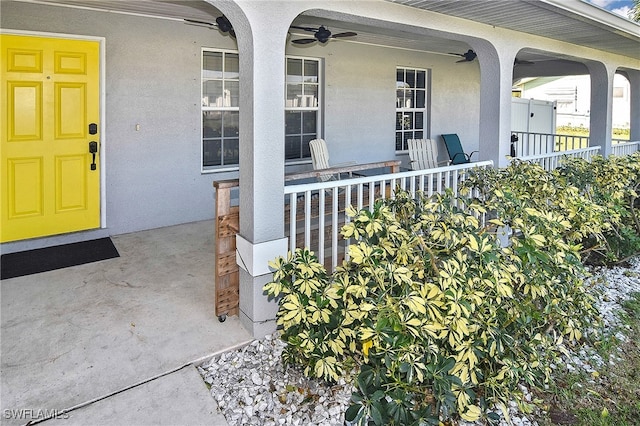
[199,257,640,425]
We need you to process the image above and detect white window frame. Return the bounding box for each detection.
[396,67,430,153]
[285,55,322,165]
[201,47,240,173]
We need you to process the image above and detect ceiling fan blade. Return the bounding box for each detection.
[184,18,214,27]
[292,38,317,44]
[456,58,469,63]
[331,31,357,38]
[290,25,318,32]
[448,52,464,57]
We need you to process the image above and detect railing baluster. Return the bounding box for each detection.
[289,193,297,252]
[318,189,325,262]
[304,190,312,249]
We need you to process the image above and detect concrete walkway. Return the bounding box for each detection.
[1,221,252,426]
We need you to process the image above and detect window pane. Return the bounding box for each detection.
[303,85,318,107]
[302,111,317,133]
[285,111,302,135]
[225,81,240,107]
[285,135,301,159]
[405,70,415,88]
[415,112,424,129]
[396,112,403,131]
[286,84,303,107]
[203,80,223,106]
[222,111,239,137]
[416,90,425,109]
[203,139,222,167]
[224,53,239,79]
[287,58,302,83]
[304,61,318,83]
[402,113,413,130]
[396,69,404,84]
[203,111,222,136]
[203,51,223,79]
[416,70,426,89]
[415,131,423,139]
[222,138,239,165]
[301,137,312,157]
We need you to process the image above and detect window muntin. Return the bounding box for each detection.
[285,57,320,161]
[202,50,240,169]
[396,67,429,152]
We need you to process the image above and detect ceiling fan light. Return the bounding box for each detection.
[315,26,332,43]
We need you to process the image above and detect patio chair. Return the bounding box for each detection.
[309,138,355,181]
[407,138,450,170]
[441,133,478,165]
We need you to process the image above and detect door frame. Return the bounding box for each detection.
[0,29,107,234]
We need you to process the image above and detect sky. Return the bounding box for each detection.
[585,0,635,19]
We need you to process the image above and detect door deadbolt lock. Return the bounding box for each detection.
[89,141,98,171]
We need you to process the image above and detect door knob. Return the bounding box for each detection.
[89,141,98,171]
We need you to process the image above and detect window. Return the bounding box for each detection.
[202,50,240,169]
[396,67,429,152]
[285,57,320,161]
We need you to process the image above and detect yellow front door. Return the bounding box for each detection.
[1,34,101,243]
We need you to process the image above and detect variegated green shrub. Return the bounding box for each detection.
[265,160,602,425]
[554,153,640,263]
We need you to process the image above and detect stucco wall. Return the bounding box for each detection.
[1,1,481,238]
[287,39,481,167]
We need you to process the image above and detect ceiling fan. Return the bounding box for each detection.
[290,25,357,44]
[449,49,477,62]
[184,15,235,38]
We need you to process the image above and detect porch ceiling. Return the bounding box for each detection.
[13,0,639,65]
[385,0,640,61]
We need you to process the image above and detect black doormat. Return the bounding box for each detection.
[1,237,119,280]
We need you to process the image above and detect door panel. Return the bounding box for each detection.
[8,82,42,141]
[1,35,100,242]
[8,158,43,218]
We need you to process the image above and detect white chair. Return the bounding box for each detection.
[309,138,355,181]
[407,138,449,170]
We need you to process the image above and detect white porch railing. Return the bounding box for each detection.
[612,141,640,156]
[515,146,601,171]
[284,161,494,271]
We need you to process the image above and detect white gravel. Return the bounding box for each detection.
[198,257,640,425]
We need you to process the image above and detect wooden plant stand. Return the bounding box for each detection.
[213,180,240,322]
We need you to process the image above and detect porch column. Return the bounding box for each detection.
[476,43,517,168]
[227,3,298,337]
[587,61,616,157]
[626,69,640,143]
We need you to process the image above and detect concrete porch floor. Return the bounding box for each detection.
[1,220,252,426]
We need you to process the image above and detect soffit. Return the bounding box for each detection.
[385,0,640,60]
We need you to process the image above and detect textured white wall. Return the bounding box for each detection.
[287,40,481,167]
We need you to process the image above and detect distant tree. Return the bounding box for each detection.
[631,0,640,21]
